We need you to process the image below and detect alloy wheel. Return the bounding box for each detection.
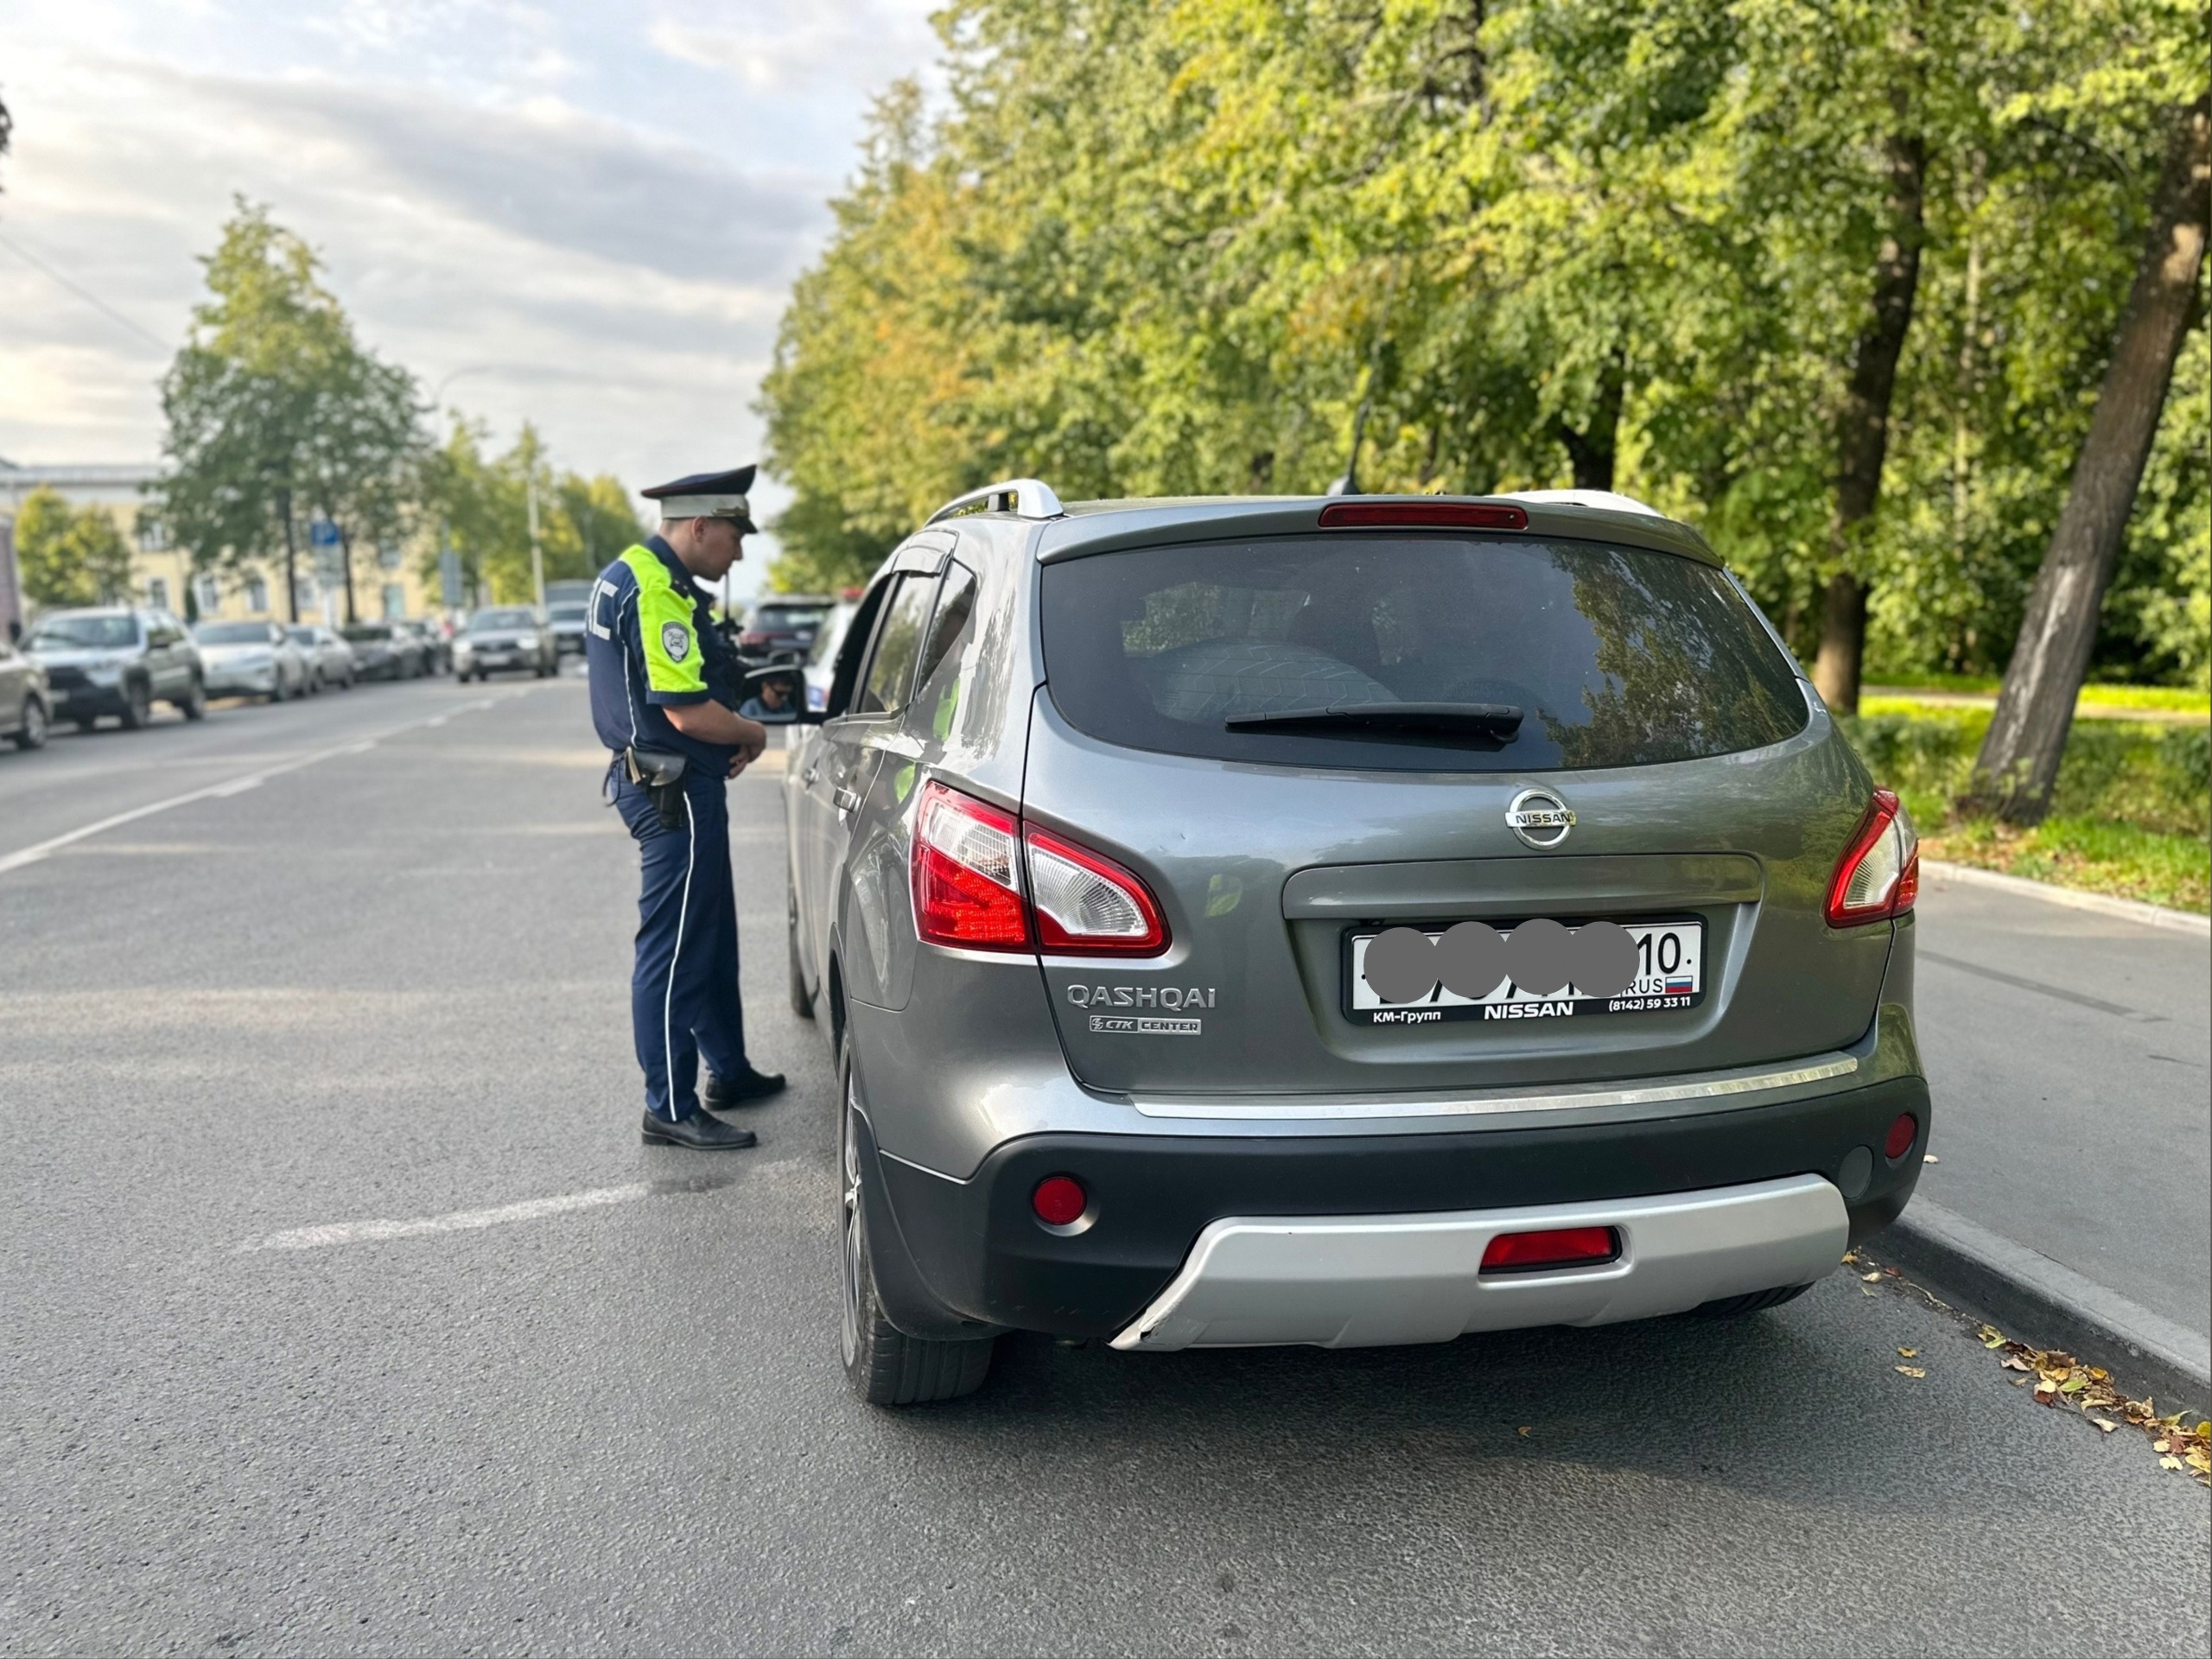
[840,1088,864,1369]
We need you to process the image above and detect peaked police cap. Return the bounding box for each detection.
[643,465,758,532]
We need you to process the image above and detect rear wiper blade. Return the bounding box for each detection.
[1224,701,1524,741]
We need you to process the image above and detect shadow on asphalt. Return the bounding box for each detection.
[872,1292,1990,1510]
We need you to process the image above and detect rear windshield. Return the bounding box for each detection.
[1039,535,1808,773]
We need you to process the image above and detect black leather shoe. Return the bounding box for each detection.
[640,1110,758,1149]
[704,1065,787,1109]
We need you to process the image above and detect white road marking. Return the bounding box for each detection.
[0,695,531,878]
[238,1183,651,1251]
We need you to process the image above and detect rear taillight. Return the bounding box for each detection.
[1318,499,1529,531]
[1481,1227,1621,1274]
[912,781,1029,950]
[1826,788,1919,928]
[910,782,1171,957]
[1023,826,1167,956]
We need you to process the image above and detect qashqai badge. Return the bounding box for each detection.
[1506,786,1575,849]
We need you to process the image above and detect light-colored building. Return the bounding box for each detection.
[0,457,442,632]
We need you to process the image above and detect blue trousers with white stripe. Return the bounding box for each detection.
[612,769,747,1122]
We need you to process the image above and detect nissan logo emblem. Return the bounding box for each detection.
[1506,786,1576,849]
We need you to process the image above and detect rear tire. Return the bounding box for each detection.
[180,677,207,721]
[1688,1282,1815,1319]
[838,1031,993,1406]
[118,679,152,730]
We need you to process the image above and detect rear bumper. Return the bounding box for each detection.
[863,1072,1929,1342]
[1111,1174,1847,1351]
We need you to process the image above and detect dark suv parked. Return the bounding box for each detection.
[786,482,1927,1406]
[24,607,206,729]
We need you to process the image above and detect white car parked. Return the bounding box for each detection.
[194,620,310,702]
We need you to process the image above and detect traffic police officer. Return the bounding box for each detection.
[586,465,785,1150]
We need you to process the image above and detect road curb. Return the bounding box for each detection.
[1869,1198,2210,1417]
[1920,859,2209,935]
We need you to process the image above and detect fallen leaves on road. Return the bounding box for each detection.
[1976,1325,2211,1485]
[1897,1347,1918,1358]
[1895,1365,1928,1378]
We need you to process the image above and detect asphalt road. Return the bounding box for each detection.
[2,680,2205,1656]
[1912,872,2211,1334]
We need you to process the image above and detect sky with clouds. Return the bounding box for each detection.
[0,0,943,586]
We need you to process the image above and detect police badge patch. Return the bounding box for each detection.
[660,622,690,662]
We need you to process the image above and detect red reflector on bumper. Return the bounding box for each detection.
[1480,1226,1621,1274]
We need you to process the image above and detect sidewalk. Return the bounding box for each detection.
[1891,863,2210,1401]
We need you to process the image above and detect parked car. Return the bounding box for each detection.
[393,616,450,675]
[23,607,206,729]
[0,634,52,750]
[340,622,429,681]
[194,619,310,702]
[738,594,832,658]
[453,607,556,680]
[800,590,865,715]
[546,600,589,658]
[787,481,1929,1407]
[286,625,359,691]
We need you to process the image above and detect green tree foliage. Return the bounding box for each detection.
[426,420,647,605]
[759,0,2209,685]
[15,486,134,609]
[157,200,429,621]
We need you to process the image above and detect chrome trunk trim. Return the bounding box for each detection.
[1128,1052,1858,1121]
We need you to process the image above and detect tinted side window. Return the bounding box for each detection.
[1040,535,1808,773]
[855,575,934,717]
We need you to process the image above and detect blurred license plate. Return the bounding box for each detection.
[1345,919,1704,1026]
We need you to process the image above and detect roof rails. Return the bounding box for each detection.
[925,477,1064,525]
[1499,487,1665,519]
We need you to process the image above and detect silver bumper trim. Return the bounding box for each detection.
[1128,1052,1858,1122]
[1109,1174,1849,1351]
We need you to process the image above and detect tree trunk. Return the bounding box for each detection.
[337,523,358,626]
[1554,347,1626,492]
[1812,126,1927,715]
[1967,96,2211,824]
[277,486,299,625]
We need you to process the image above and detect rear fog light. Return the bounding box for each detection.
[1480,1226,1620,1274]
[1885,1113,1918,1160]
[1032,1175,1088,1227]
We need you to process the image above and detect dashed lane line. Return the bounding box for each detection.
[0,692,526,878]
[236,1170,746,1251]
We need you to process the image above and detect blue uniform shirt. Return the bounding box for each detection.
[585,537,741,775]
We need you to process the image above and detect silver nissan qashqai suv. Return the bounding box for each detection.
[785,481,1927,1407]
